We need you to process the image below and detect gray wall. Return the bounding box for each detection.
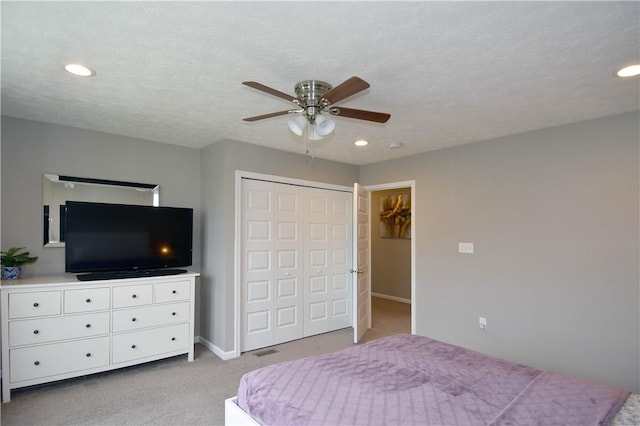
[1,116,203,324]
[2,112,638,394]
[360,112,639,392]
[200,140,359,352]
[371,188,411,300]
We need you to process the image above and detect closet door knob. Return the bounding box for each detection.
[33,329,39,335]
[131,318,137,322]
[131,345,136,349]
[86,353,91,358]
[85,298,91,303]
[132,294,137,299]
[171,337,176,341]
[172,290,177,294]
[85,324,91,328]
[34,361,40,366]
[172,312,176,316]
[33,302,39,307]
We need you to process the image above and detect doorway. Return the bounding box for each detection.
[365,182,415,338]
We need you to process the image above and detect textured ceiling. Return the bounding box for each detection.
[2,2,639,165]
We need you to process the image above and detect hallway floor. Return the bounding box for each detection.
[361,296,411,343]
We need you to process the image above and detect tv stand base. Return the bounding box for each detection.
[76,269,187,281]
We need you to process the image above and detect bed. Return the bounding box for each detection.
[225,334,638,425]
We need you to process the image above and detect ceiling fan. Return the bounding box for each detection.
[242,76,390,140]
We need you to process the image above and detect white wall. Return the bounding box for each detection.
[360,112,640,392]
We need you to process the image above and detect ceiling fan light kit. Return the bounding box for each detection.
[287,115,307,136]
[243,76,390,144]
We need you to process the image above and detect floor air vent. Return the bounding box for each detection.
[253,348,277,357]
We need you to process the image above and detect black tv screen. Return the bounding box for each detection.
[65,201,193,274]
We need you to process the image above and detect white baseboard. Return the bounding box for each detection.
[371,292,411,304]
[196,335,239,360]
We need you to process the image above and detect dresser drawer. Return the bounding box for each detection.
[155,280,191,303]
[64,287,110,313]
[9,291,61,319]
[112,323,189,364]
[10,336,110,383]
[9,312,110,347]
[112,284,152,308]
[112,302,190,332]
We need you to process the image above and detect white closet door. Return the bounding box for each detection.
[242,178,352,352]
[304,187,352,337]
[273,184,304,345]
[242,179,276,351]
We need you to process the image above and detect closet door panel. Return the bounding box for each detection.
[273,184,304,345]
[242,180,276,351]
[304,188,352,337]
[242,179,351,352]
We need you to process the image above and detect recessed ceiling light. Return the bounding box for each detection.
[617,64,640,78]
[65,63,95,77]
[354,140,368,146]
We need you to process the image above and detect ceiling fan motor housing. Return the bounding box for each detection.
[295,80,333,117]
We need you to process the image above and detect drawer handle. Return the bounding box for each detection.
[85,298,92,303]
[33,302,39,307]
[171,337,176,341]
[86,353,91,357]
[131,345,136,349]
[33,329,39,335]
[172,290,177,294]
[132,294,137,299]
[85,324,91,328]
[131,318,137,322]
[34,361,40,366]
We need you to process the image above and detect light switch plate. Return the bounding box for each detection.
[479,317,487,330]
[458,242,474,254]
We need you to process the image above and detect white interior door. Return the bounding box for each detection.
[242,178,351,352]
[273,184,305,345]
[353,183,371,343]
[242,179,275,351]
[304,187,352,337]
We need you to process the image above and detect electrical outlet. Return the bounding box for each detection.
[479,317,487,331]
[459,242,474,254]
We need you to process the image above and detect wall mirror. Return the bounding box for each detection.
[43,174,160,247]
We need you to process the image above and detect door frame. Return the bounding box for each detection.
[364,180,416,335]
[233,170,353,357]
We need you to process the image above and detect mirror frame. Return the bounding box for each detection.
[43,174,160,248]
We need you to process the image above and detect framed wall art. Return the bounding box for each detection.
[379,192,411,239]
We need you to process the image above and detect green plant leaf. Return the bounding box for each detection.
[1,247,38,267]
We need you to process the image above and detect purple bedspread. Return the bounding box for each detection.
[237,334,629,425]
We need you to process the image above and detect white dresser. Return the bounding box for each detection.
[0,272,198,402]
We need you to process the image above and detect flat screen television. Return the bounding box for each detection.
[65,201,193,280]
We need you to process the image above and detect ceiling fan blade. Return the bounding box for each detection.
[242,81,297,103]
[328,106,391,123]
[243,110,296,122]
[321,76,370,105]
